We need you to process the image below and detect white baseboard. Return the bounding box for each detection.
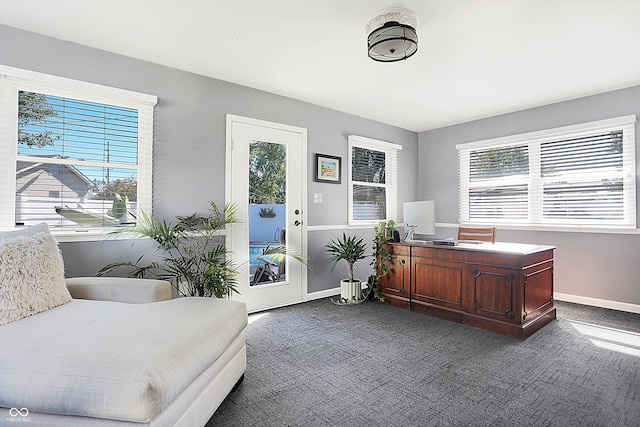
[305,281,371,302]
[554,292,640,314]
[305,287,340,301]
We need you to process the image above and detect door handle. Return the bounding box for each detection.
[294,220,302,226]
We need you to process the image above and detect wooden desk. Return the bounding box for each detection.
[379,241,556,339]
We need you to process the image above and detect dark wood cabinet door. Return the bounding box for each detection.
[522,261,554,321]
[380,253,410,308]
[412,257,465,312]
[466,264,521,324]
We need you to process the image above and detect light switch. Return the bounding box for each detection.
[314,193,323,204]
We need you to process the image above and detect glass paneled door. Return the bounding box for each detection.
[226,115,307,313]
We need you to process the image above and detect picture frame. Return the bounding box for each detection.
[314,153,341,184]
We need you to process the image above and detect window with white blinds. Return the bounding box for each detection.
[348,135,402,225]
[0,65,156,232]
[457,115,636,229]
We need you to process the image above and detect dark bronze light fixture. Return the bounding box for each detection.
[366,8,419,62]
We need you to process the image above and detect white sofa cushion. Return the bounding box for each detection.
[65,277,172,303]
[0,297,248,423]
[0,223,71,326]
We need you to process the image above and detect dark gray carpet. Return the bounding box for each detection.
[207,299,640,427]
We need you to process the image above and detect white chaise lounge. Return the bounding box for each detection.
[0,224,247,426]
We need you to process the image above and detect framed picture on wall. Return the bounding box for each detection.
[314,153,341,184]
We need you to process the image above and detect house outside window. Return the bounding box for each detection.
[0,65,156,233]
[457,115,636,230]
[347,135,402,225]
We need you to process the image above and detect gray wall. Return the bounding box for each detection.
[5,23,637,308]
[419,86,640,307]
[0,24,418,294]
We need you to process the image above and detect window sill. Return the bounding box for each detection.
[50,228,135,243]
[448,222,640,235]
[50,228,228,243]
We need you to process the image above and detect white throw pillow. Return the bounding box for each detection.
[0,223,72,326]
[0,222,50,242]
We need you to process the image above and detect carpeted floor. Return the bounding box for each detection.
[207,299,640,427]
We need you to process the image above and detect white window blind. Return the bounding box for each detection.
[0,65,156,232]
[457,116,636,229]
[348,135,402,225]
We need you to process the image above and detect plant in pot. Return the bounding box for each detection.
[325,232,368,304]
[259,207,276,218]
[98,201,241,298]
[368,219,396,302]
[99,201,310,298]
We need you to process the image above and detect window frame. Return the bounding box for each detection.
[0,65,157,240]
[456,115,637,232]
[347,135,402,226]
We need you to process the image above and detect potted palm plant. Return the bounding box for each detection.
[98,201,240,298]
[99,201,310,298]
[325,232,368,304]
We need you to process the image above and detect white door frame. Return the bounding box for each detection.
[225,114,308,313]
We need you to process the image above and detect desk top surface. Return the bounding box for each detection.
[390,240,555,255]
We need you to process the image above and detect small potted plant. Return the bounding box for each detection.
[325,232,368,304]
[259,207,276,218]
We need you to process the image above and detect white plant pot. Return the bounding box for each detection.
[340,279,362,302]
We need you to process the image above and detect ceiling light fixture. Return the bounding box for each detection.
[366,8,419,62]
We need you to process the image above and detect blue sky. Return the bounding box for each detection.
[18,92,138,184]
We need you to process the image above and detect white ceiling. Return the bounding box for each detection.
[1,0,640,132]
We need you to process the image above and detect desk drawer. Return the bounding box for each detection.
[412,246,469,262]
[385,244,409,257]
